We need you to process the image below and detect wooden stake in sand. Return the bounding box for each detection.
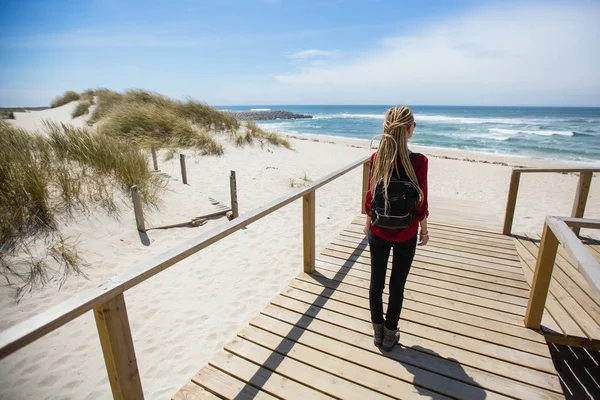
[180,154,188,184]
[230,170,239,219]
[131,186,146,232]
[151,145,158,171]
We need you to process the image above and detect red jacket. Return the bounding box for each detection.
[365,152,429,242]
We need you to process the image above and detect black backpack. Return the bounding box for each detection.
[370,153,420,230]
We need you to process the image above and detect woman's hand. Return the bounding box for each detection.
[363,216,371,236]
[418,232,429,246]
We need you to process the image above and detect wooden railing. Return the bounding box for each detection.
[0,156,371,399]
[503,168,599,236]
[524,216,600,330]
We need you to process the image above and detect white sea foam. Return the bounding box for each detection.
[415,114,532,124]
[313,113,385,120]
[250,108,271,111]
[489,128,574,137]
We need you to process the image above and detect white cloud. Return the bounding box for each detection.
[275,3,600,105]
[288,49,340,59]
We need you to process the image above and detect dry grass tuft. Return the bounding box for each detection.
[0,120,163,297]
[235,121,292,149]
[51,91,81,108]
[72,101,92,118]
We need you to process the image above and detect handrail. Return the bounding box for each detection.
[503,168,599,236]
[0,155,371,399]
[524,216,600,330]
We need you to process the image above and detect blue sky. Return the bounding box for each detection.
[1,0,599,106]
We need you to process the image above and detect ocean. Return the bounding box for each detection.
[224,106,600,164]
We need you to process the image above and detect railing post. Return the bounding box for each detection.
[503,171,521,235]
[361,161,369,214]
[571,171,593,236]
[180,154,188,185]
[151,145,158,171]
[131,186,146,233]
[94,293,144,400]
[303,191,315,273]
[525,222,559,329]
[230,170,239,219]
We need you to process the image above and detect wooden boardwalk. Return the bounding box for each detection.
[174,216,566,400]
[514,233,600,349]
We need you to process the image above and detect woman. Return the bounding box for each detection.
[363,105,429,351]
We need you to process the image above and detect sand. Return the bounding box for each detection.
[0,106,598,399]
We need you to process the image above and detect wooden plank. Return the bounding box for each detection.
[298,271,528,328]
[353,217,512,243]
[317,251,528,311]
[237,325,452,399]
[318,250,530,304]
[172,382,221,400]
[311,263,527,316]
[303,192,315,274]
[329,238,529,290]
[571,172,593,236]
[288,278,545,343]
[326,241,530,295]
[341,227,517,253]
[282,285,549,357]
[192,365,278,400]
[503,171,521,235]
[321,240,520,282]
[93,293,144,400]
[261,302,562,392]
[271,294,554,374]
[208,350,331,400]
[224,337,391,400]
[547,217,600,302]
[544,332,600,350]
[334,234,524,282]
[323,244,523,278]
[0,156,369,359]
[251,313,563,400]
[514,237,581,337]
[561,218,600,229]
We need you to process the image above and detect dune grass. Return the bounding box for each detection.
[236,121,292,149]
[0,121,163,298]
[51,90,81,108]
[72,101,92,118]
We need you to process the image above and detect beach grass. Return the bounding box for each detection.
[236,121,292,149]
[0,121,163,280]
[72,101,92,118]
[50,91,81,108]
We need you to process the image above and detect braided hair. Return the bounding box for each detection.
[370,106,423,204]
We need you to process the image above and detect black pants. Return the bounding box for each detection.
[368,230,417,330]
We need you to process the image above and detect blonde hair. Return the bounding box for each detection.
[370,106,423,203]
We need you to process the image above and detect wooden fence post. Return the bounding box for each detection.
[524,222,559,329]
[303,191,316,274]
[230,171,239,219]
[151,145,158,171]
[503,171,521,235]
[361,161,369,214]
[131,186,146,233]
[94,293,144,400]
[571,172,593,236]
[180,154,187,185]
